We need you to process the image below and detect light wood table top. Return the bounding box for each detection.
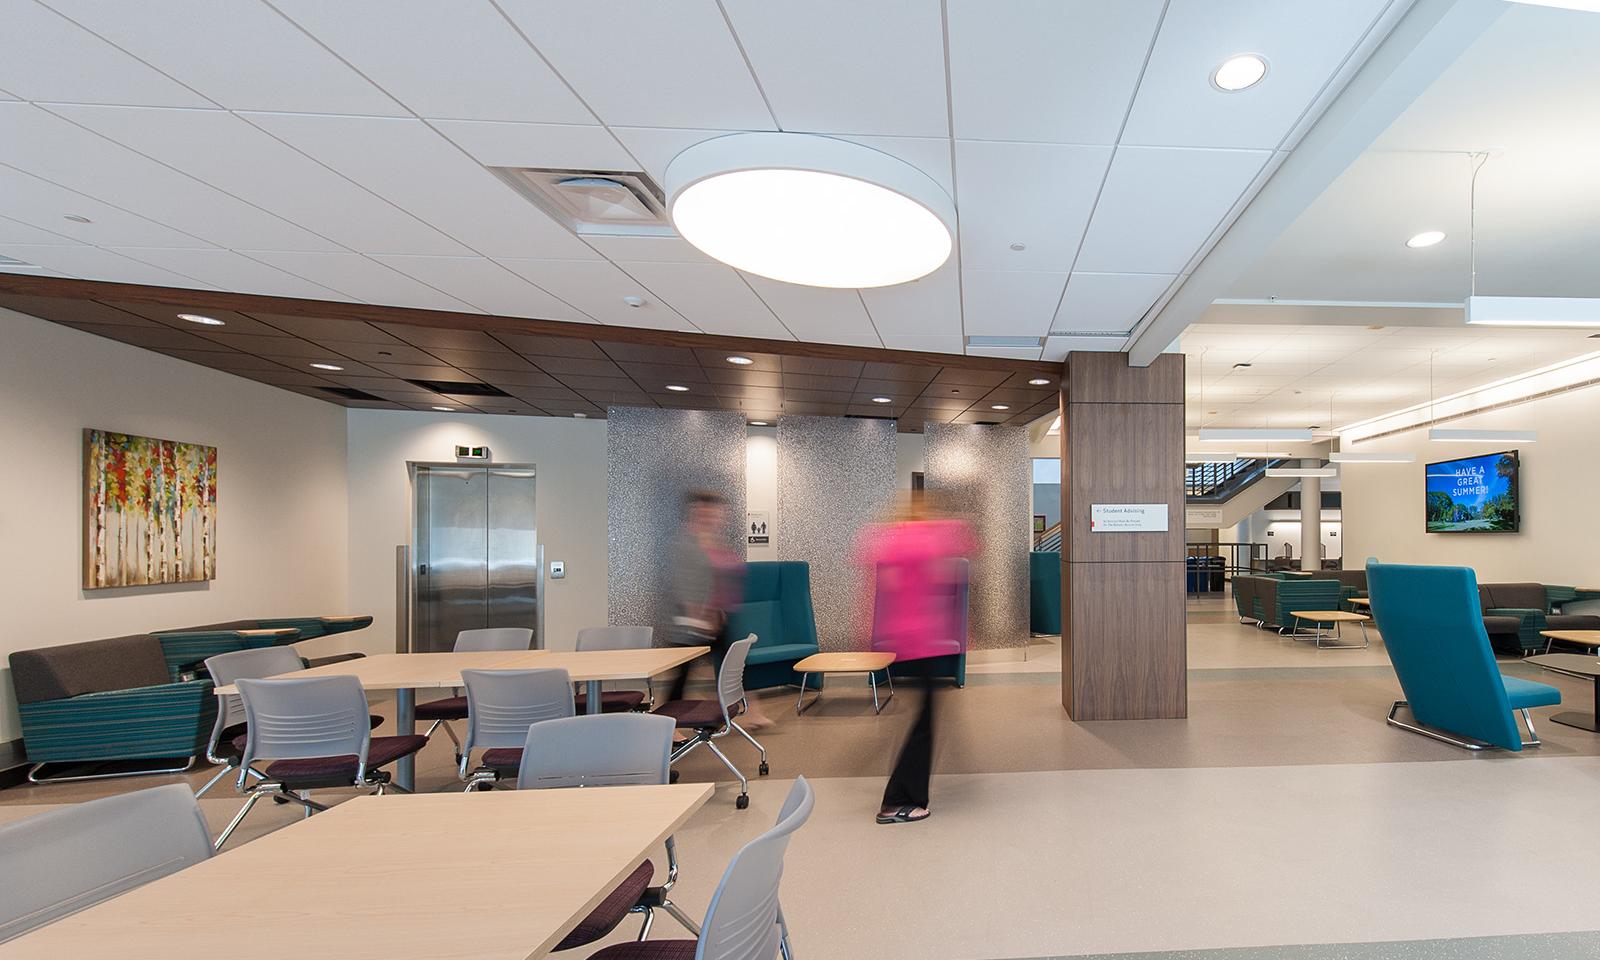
[1539,630,1600,649]
[0,784,713,960]
[1288,610,1370,622]
[236,627,300,638]
[1346,597,1371,609]
[213,647,710,695]
[793,651,896,673]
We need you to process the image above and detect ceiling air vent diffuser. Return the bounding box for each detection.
[491,167,672,238]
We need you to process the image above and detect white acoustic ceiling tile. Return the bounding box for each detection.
[583,235,710,263]
[107,247,352,300]
[960,269,1066,337]
[954,140,1112,271]
[0,1,210,107]
[270,0,594,124]
[0,104,339,252]
[720,0,948,137]
[1052,272,1176,334]
[49,105,470,256]
[0,167,208,248]
[1043,335,1130,360]
[609,127,726,185]
[500,0,773,130]
[0,243,217,288]
[368,255,589,321]
[240,112,598,259]
[859,262,962,339]
[846,136,955,194]
[947,0,1164,143]
[742,276,881,346]
[0,216,75,245]
[879,333,966,355]
[618,261,793,339]
[41,0,405,116]
[1074,146,1271,274]
[1122,0,1394,150]
[239,250,477,311]
[428,120,635,170]
[496,258,694,330]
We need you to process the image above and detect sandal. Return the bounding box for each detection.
[875,805,930,824]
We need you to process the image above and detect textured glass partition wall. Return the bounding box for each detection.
[924,422,1030,649]
[777,416,897,650]
[607,407,747,632]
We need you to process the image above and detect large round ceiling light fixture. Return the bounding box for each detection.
[665,133,955,289]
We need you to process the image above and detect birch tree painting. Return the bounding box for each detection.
[84,429,217,588]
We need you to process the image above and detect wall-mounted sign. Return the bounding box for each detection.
[746,511,770,545]
[1091,503,1169,532]
[1185,506,1224,526]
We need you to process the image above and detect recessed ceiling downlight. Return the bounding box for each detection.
[726,355,754,365]
[665,133,955,289]
[309,362,344,371]
[1406,230,1446,249]
[1211,54,1268,92]
[665,384,690,392]
[177,313,224,326]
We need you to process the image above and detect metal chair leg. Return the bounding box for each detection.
[1520,708,1542,747]
[635,906,654,941]
[704,741,749,807]
[214,792,263,849]
[193,763,234,799]
[729,720,767,764]
[661,900,702,937]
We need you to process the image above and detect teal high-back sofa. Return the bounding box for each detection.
[1234,574,1343,632]
[1030,551,1061,635]
[725,562,820,691]
[1369,563,1559,750]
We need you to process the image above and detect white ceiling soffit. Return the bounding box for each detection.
[0,1,1447,359]
[1125,0,1508,365]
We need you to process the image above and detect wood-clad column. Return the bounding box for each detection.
[1060,352,1186,720]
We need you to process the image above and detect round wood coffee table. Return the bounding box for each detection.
[1539,629,1600,656]
[792,652,897,715]
[1288,610,1371,649]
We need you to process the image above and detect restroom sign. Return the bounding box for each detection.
[1091,504,1169,532]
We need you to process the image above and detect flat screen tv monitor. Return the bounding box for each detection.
[1425,450,1520,533]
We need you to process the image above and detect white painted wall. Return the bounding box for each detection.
[0,310,349,740]
[343,410,609,655]
[744,427,777,561]
[1341,383,1600,583]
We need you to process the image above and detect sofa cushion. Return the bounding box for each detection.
[9,635,172,704]
[1502,675,1562,710]
[1481,583,1548,613]
[745,642,817,666]
[1482,616,1522,636]
[726,600,782,649]
[1546,614,1600,632]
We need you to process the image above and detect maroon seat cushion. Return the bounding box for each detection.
[654,699,729,729]
[555,860,655,951]
[481,747,523,771]
[574,690,647,713]
[262,734,428,785]
[587,939,698,960]
[414,695,468,721]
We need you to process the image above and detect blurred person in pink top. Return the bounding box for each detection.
[857,491,976,824]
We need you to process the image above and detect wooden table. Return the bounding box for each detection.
[215,647,709,790]
[1288,610,1371,649]
[792,651,897,715]
[1524,653,1600,733]
[1539,629,1600,655]
[1347,597,1371,611]
[0,784,712,960]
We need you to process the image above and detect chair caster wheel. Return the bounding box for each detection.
[736,794,749,810]
[758,761,769,776]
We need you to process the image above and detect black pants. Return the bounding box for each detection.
[882,662,939,810]
[667,631,727,703]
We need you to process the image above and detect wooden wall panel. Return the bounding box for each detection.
[1060,352,1187,720]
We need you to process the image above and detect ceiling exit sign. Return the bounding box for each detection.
[455,445,489,460]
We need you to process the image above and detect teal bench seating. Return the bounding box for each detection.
[1370,563,1559,751]
[725,561,821,692]
[1235,574,1344,633]
[1475,583,1600,655]
[1030,551,1061,635]
[154,615,373,677]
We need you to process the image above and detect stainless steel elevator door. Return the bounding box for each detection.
[412,464,540,653]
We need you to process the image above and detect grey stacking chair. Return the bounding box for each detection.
[517,713,699,945]
[457,668,574,791]
[658,636,768,808]
[574,625,655,713]
[587,777,815,960]
[416,627,535,753]
[216,676,427,849]
[0,784,212,944]
[197,645,306,799]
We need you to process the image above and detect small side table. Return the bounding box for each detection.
[1347,597,1371,612]
[1524,653,1600,733]
[792,652,897,715]
[1288,610,1371,649]
[1538,629,1600,656]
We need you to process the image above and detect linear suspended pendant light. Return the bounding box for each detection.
[1186,451,1236,462]
[1198,428,1313,442]
[1466,296,1600,327]
[664,133,955,288]
[1265,465,1337,478]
